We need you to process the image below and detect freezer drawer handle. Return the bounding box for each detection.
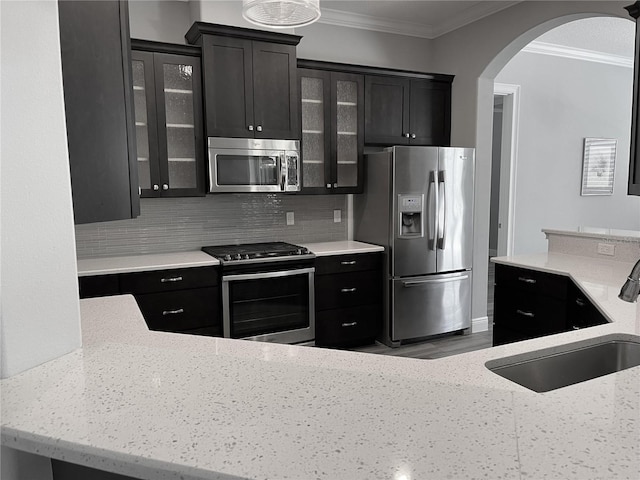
[517,277,536,284]
[340,260,357,265]
[340,287,357,293]
[516,309,535,318]
[160,276,183,283]
[402,275,469,287]
[341,321,358,327]
[162,308,184,316]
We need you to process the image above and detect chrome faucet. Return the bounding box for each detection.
[619,258,640,302]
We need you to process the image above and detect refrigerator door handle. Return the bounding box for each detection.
[402,274,470,287]
[429,170,437,250]
[437,170,446,250]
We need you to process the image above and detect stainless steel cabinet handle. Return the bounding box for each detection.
[517,277,536,284]
[341,287,357,293]
[340,261,356,265]
[160,276,183,283]
[162,308,184,316]
[572,325,581,330]
[575,298,586,307]
[333,182,338,188]
[162,184,169,190]
[411,133,416,139]
[257,125,263,132]
[326,183,332,188]
[403,133,410,138]
[153,184,159,191]
[341,321,358,327]
[516,309,535,318]
[248,125,254,131]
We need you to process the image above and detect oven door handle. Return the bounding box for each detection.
[222,267,315,282]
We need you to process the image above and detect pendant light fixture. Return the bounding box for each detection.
[242,0,321,29]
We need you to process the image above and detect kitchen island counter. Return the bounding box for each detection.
[2,253,639,479]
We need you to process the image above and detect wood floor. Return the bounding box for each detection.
[350,260,495,360]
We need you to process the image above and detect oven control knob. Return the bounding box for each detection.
[224,255,232,261]
[296,248,308,255]
[234,254,242,260]
[244,254,250,259]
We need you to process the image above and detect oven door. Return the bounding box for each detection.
[209,148,284,193]
[222,267,315,343]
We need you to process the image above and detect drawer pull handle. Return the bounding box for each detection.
[341,261,357,265]
[575,298,586,307]
[162,308,184,316]
[517,277,536,284]
[160,276,183,283]
[516,309,535,318]
[341,321,358,327]
[572,325,581,330]
[341,287,357,293]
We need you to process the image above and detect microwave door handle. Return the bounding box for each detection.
[280,153,286,191]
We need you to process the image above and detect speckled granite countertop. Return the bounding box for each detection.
[2,253,639,479]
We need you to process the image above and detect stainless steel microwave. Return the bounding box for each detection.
[208,137,300,193]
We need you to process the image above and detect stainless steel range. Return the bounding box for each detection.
[202,242,315,344]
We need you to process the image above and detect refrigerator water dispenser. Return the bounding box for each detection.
[398,194,424,237]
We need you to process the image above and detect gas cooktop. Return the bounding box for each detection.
[201,242,314,264]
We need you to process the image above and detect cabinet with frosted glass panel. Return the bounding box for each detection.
[131,41,205,197]
[298,66,364,194]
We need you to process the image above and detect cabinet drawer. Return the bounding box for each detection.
[315,270,381,310]
[494,287,566,336]
[495,264,568,300]
[134,287,219,332]
[121,266,218,294]
[493,325,533,347]
[79,274,120,298]
[315,253,382,275]
[315,304,381,347]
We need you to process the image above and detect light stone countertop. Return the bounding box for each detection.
[301,240,384,256]
[76,242,384,277]
[543,226,640,242]
[2,252,639,479]
[76,251,220,277]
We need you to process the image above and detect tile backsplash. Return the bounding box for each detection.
[75,195,348,258]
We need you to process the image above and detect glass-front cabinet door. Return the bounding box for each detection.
[299,67,363,194]
[131,45,205,197]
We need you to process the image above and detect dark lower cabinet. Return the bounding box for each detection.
[493,264,609,346]
[314,253,382,347]
[52,459,140,480]
[58,0,139,224]
[79,267,221,336]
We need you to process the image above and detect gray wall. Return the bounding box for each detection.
[128,0,192,43]
[76,195,347,258]
[495,51,640,254]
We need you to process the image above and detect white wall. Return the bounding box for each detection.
[129,0,192,44]
[1,0,81,379]
[430,0,630,325]
[496,51,639,254]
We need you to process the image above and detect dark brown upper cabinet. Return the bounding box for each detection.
[364,74,453,147]
[298,63,364,194]
[186,23,301,140]
[625,2,640,196]
[131,40,205,197]
[58,0,139,224]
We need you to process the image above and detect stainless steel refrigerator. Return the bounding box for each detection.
[354,146,474,347]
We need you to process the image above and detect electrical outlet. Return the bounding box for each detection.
[597,243,615,256]
[333,209,341,223]
[286,211,294,226]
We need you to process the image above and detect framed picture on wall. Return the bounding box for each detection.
[581,137,617,196]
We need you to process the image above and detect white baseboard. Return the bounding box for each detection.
[472,316,489,333]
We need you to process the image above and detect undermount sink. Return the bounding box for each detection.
[486,334,640,392]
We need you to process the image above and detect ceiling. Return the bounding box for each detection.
[316,1,635,58]
[319,1,521,38]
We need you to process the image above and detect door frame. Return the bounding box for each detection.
[493,83,521,256]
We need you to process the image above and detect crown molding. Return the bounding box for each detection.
[316,2,521,39]
[522,41,634,68]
